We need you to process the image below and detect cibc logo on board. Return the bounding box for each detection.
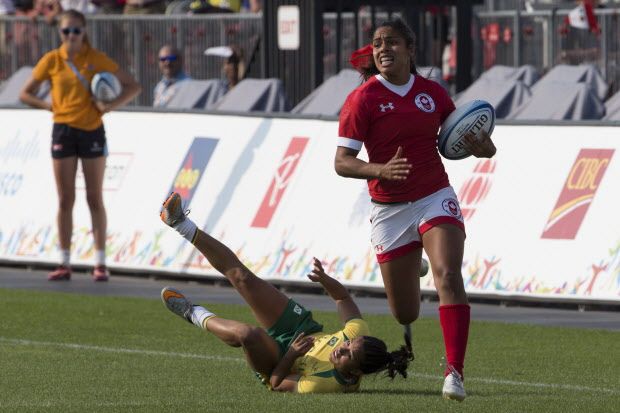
[541,149,614,240]
[251,137,309,228]
[167,138,219,205]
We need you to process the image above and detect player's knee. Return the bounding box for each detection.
[58,193,75,210]
[433,267,464,293]
[237,325,262,347]
[226,267,254,288]
[85,191,104,211]
[393,307,419,325]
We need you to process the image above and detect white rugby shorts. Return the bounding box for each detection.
[370,186,465,263]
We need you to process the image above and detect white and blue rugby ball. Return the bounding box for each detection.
[91,72,122,103]
[437,100,495,160]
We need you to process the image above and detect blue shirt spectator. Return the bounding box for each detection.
[153,45,191,107]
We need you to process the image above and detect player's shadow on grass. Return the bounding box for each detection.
[358,389,439,396]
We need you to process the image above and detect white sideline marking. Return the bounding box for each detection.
[409,373,618,395]
[0,337,243,363]
[1,337,617,395]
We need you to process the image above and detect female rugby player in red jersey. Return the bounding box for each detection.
[335,19,496,401]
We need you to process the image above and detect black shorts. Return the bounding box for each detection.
[51,123,108,159]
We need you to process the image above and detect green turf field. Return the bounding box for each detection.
[0,288,618,413]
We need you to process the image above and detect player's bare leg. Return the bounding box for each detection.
[82,156,109,281]
[49,157,78,280]
[379,248,423,324]
[161,287,280,377]
[160,192,289,329]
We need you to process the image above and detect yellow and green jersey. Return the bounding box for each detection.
[293,318,370,394]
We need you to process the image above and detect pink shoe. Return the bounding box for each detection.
[48,265,71,281]
[92,265,109,282]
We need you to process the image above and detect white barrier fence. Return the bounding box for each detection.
[1,109,619,303]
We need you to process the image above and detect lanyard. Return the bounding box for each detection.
[65,59,91,94]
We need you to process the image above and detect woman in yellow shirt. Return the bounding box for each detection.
[19,9,141,281]
[159,192,413,393]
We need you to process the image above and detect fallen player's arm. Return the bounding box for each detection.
[307,258,362,324]
[270,332,314,392]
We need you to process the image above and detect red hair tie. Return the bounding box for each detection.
[349,44,373,72]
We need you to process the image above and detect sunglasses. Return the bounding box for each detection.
[159,55,178,62]
[60,27,82,35]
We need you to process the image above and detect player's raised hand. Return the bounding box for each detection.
[378,146,412,180]
[463,131,496,158]
[307,257,330,283]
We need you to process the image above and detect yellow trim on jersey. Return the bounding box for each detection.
[294,318,370,394]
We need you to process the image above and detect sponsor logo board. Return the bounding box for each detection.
[542,149,614,239]
[166,138,219,205]
[251,137,309,228]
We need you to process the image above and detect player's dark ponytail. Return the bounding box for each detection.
[359,336,413,379]
[353,18,418,82]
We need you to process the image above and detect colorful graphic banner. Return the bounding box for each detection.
[0,110,619,303]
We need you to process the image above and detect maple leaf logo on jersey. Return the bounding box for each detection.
[414,93,435,113]
[379,102,394,112]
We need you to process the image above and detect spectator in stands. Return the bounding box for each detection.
[58,0,99,14]
[0,0,15,14]
[19,9,141,281]
[250,0,260,12]
[91,0,123,13]
[13,0,43,66]
[153,44,190,107]
[189,0,238,13]
[123,0,164,14]
[242,0,260,12]
[222,45,244,90]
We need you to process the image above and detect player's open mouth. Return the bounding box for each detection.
[380,55,394,67]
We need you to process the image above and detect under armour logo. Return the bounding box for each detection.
[375,244,384,252]
[379,102,394,112]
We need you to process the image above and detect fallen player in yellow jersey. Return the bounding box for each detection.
[160,192,413,393]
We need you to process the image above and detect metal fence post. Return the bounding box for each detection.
[133,20,141,88]
[514,9,520,67]
[548,9,555,70]
[601,12,608,81]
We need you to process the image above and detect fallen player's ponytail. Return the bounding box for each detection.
[359,336,413,379]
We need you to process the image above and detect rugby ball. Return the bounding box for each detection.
[437,100,495,160]
[91,72,122,103]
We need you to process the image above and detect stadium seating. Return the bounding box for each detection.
[603,90,620,120]
[455,78,531,118]
[291,69,361,116]
[0,66,50,106]
[478,64,540,87]
[214,78,290,112]
[161,79,227,110]
[454,65,537,118]
[530,64,608,101]
[507,81,605,120]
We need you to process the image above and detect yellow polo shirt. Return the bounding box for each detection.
[32,43,119,131]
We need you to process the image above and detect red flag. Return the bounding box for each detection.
[566,1,600,34]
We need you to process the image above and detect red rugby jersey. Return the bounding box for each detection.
[338,74,455,203]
